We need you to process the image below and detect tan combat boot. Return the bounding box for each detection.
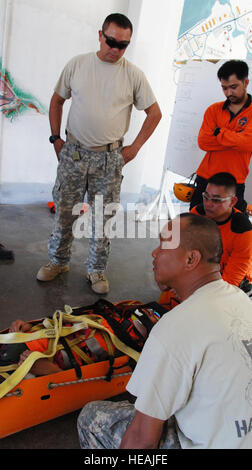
[37,262,69,281]
[86,271,109,294]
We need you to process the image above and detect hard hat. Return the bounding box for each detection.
[173,182,196,203]
[247,203,252,216]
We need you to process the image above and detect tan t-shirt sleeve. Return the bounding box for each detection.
[54,58,74,100]
[132,67,156,111]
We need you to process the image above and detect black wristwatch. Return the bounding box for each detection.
[49,135,61,144]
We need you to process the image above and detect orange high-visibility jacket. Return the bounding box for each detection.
[191,205,252,286]
[197,95,252,183]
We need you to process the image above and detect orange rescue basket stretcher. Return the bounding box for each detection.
[0,299,144,439]
[0,353,132,439]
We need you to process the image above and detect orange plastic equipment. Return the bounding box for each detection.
[48,202,89,214]
[173,182,195,203]
[158,289,180,311]
[47,201,56,213]
[0,354,131,438]
[247,203,252,216]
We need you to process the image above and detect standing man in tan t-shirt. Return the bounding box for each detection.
[37,13,162,293]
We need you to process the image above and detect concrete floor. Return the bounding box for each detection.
[0,203,161,449]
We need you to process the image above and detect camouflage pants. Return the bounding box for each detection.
[48,140,124,272]
[77,400,181,449]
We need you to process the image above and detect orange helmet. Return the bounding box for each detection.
[247,204,252,216]
[173,182,196,203]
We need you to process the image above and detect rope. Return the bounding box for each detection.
[6,389,23,397]
[48,371,132,389]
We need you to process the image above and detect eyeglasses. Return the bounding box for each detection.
[202,192,234,204]
[102,31,130,50]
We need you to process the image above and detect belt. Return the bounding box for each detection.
[67,132,123,152]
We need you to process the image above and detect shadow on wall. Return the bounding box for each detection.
[0,183,54,205]
[0,182,189,210]
[0,182,140,208]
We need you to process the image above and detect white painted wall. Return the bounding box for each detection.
[0,0,184,203]
[123,0,184,194]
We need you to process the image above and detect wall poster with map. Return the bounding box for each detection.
[165,0,252,203]
[175,0,252,75]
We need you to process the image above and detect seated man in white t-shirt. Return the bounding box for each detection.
[77,213,252,450]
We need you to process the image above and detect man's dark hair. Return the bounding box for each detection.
[217,60,249,81]
[208,172,237,193]
[179,213,223,264]
[102,13,133,34]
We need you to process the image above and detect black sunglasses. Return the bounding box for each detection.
[102,31,130,50]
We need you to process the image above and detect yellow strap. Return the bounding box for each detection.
[70,345,93,365]
[58,306,140,361]
[59,310,139,360]
[0,310,63,399]
[102,331,114,357]
[76,316,140,362]
[0,372,10,380]
[0,317,88,345]
[0,364,17,373]
[51,307,140,361]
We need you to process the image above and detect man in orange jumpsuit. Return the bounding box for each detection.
[160,172,252,308]
[191,172,252,292]
[190,60,252,213]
